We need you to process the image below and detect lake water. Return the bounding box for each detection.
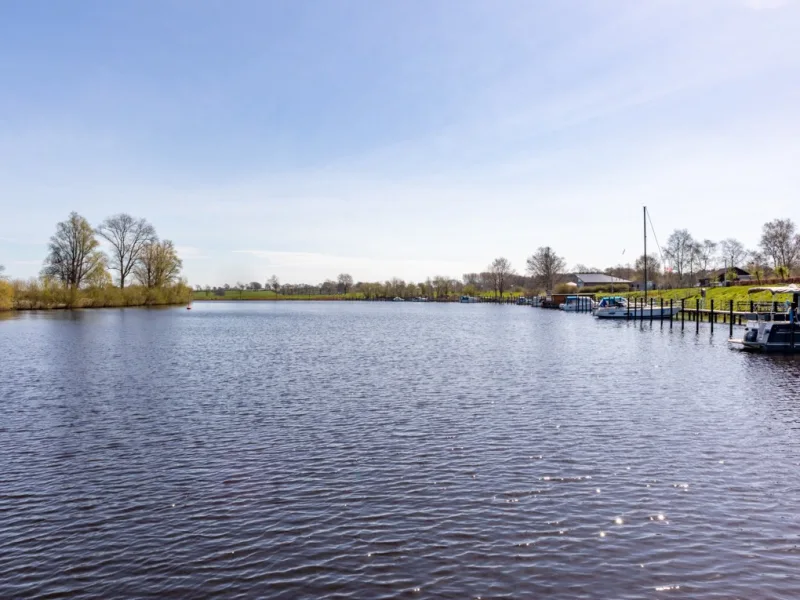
[2,302,800,598]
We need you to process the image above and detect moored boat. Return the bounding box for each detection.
[730,285,800,352]
[559,295,596,312]
[594,296,681,319]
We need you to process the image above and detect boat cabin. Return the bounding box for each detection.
[597,296,628,308]
[734,285,800,352]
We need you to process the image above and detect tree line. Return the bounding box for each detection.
[193,216,800,302]
[591,218,800,287]
[200,252,571,300]
[0,212,190,310]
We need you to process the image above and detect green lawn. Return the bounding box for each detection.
[620,285,793,308]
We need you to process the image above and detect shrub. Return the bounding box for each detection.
[554,283,579,294]
[0,280,13,310]
[4,279,192,310]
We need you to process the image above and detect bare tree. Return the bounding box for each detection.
[431,275,451,299]
[462,273,480,287]
[747,251,768,284]
[697,239,717,275]
[526,247,565,294]
[572,264,601,273]
[760,218,800,277]
[134,240,183,288]
[42,212,106,288]
[664,229,695,281]
[488,257,514,298]
[96,214,156,288]
[719,238,748,270]
[249,281,262,290]
[268,275,280,293]
[0,264,5,280]
[634,254,661,283]
[605,264,635,281]
[321,279,337,295]
[337,273,353,294]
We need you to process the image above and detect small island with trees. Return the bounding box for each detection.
[0,212,191,311]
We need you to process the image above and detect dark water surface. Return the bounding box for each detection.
[2,302,800,599]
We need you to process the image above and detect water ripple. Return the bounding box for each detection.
[2,303,800,598]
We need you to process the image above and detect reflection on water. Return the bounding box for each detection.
[2,303,800,598]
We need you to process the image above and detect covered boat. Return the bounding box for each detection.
[730,285,800,352]
[594,296,681,319]
[559,295,596,312]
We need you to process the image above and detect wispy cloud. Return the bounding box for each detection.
[176,246,209,260]
[742,0,790,10]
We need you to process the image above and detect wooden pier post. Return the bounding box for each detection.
[696,298,700,334]
[650,298,654,324]
[681,299,685,330]
[670,299,673,329]
[710,299,715,333]
[729,300,734,337]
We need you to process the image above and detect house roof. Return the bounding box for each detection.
[574,273,631,284]
[711,267,750,276]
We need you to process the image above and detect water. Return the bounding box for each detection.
[2,302,800,598]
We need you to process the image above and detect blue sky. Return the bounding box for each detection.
[1,0,799,285]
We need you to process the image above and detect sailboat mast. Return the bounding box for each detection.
[643,206,648,301]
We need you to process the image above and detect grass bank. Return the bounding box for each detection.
[619,285,792,307]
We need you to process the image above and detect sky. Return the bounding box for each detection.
[1,0,799,286]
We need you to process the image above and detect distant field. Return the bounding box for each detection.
[192,290,365,301]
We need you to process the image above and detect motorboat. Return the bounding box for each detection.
[593,296,629,318]
[730,285,800,352]
[559,295,596,311]
[594,296,681,319]
[392,297,405,302]
[460,295,479,303]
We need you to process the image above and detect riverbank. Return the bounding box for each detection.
[0,281,192,311]
[621,285,792,306]
[192,289,520,302]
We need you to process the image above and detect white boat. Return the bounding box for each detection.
[593,296,629,318]
[595,206,679,320]
[559,295,596,311]
[460,295,478,303]
[730,285,800,353]
[392,297,405,302]
[594,296,681,319]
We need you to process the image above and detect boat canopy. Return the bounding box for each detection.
[747,284,800,295]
